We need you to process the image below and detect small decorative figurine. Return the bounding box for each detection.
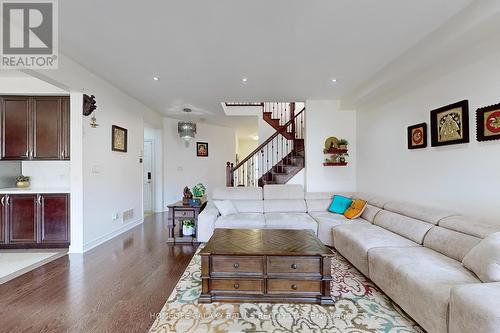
[182,186,193,205]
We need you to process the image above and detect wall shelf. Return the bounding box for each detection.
[323,148,348,154]
[323,162,348,166]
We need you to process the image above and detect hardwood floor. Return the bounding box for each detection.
[0,213,198,333]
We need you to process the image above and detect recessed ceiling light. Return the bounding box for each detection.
[153,76,160,81]
[241,77,248,83]
[331,78,337,83]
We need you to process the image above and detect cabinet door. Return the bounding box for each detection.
[0,96,30,160]
[61,96,70,160]
[40,194,69,244]
[0,195,5,244]
[8,194,37,244]
[32,96,62,160]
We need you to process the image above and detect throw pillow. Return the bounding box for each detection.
[328,195,353,214]
[462,232,500,282]
[344,199,367,219]
[213,200,238,216]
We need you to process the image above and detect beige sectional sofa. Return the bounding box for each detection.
[198,185,500,333]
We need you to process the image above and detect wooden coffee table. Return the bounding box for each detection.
[199,229,334,305]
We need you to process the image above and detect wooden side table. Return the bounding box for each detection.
[167,200,206,244]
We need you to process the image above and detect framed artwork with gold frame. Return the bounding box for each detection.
[407,123,427,149]
[196,142,208,157]
[430,100,469,147]
[112,125,128,152]
[476,102,500,142]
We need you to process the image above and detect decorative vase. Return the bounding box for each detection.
[183,224,194,236]
[16,181,30,188]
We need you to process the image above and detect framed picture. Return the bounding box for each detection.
[196,142,208,157]
[430,100,469,147]
[112,125,128,152]
[476,102,500,142]
[407,123,427,149]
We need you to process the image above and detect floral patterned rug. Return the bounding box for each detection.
[149,246,424,333]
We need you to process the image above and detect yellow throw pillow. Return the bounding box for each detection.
[344,199,367,219]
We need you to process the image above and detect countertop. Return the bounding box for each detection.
[0,187,71,194]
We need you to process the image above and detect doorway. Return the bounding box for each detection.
[143,141,154,216]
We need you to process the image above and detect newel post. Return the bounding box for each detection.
[225,162,234,187]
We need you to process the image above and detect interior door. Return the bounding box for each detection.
[143,141,153,214]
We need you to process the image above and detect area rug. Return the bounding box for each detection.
[149,246,424,333]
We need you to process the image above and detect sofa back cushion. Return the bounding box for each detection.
[462,232,500,282]
[360,204,381,223]
[264,199,307,213]
[233,200,264,213]
[384,201,456,225]
[423,226,481,261]
[305,192,352,212]
[439,216,500,238]
[263,184,304,199]
[354,192,391,208]
[213,187,263,200]
[374,210,433,244]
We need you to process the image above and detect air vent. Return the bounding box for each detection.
[123,209,134,222]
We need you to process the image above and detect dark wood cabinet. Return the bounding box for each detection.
[0,95,70,161]
[8,194,38,244]
[0,96,30,160]
[0,193,70,248]
[40,194,70,244]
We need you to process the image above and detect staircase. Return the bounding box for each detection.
[226,103,305,187]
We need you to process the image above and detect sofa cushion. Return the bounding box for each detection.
[216,213,265,229]
[232,200,264,213]
[309,211,370,247]
[462,232,500,282]
[373,210,433,244]
[368,247,480,333]
[328,195,352,214]
[383,201,456,225]
[353,192,391,208]
[213,200,238,216]
[305,192,353,212]
[332,224,419,276]
[264,212,317,233]
[423,226,481,262]
[439,215,500,238]
[344,199,367,219]
[360,204,381,223]
[213,187,263,200]
[263,184,304,199]
[264,199,307,213]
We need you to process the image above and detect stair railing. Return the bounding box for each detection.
[226,107,305,187]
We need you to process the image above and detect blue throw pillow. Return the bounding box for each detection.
[328,195,353,214]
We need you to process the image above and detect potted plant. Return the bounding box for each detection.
[182,219,195,236]
[338,139,349,150]
[192,183,206,200]
[16,175,30,188]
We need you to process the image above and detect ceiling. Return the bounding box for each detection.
[59,0,474,126]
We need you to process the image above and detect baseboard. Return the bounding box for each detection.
[83,217,144,253]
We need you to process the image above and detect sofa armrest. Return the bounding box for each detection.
[449,282,500,333]
[197,203,220,243]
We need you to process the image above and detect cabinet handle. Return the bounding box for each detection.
[6,195,10,206]
[291,284,298,290]
[0,196,4,206]
[233,263,239,269]
[233,283,240,289]
[291,264,298,270]
[37,195,42,205]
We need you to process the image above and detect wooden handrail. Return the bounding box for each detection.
[231,107,305,171]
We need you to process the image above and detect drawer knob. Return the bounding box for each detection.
[291,264,298,269]
[233,263,240,269]
[234,283,240,289]
[291,284,298,290]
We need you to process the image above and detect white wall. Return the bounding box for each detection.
[31,54,164,252]
[21,161,70,188]
[357,51,500,222]
[304,100,357,193]
[237,138,258,161]
[0,73,68,95]
[163,118,235,204]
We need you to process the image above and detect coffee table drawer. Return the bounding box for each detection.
[174,210,194,218]
[210,279,264,294]
[267,279,321,294]
[211,256,264,275]
[268,256,321,274]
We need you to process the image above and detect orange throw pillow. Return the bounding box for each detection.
[344,199,367,219]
